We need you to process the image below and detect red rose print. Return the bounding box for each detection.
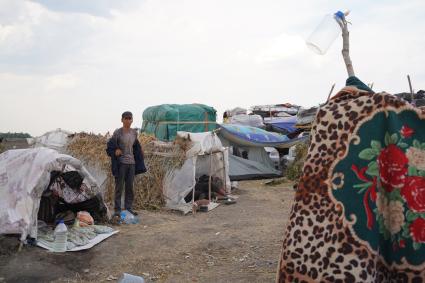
[400,125,414,138]
[410,217,425,243]
[377,144,408,192]
[401,176,425,213]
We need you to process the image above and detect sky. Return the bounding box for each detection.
[1,0,424,136]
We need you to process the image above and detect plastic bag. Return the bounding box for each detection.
[77,211,94,226]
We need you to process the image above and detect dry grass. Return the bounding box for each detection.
[66,133,189,211]
[285,142,309,181]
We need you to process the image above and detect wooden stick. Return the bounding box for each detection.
[337,13,355,77]
[326,83,336,103]
[407,75,414,104]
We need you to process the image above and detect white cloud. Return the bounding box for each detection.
[45,73,80,92]
[256,33,307,63]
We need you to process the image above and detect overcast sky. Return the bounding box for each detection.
[1,0,424,136]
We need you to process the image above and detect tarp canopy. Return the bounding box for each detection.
[0,148,102,241]
[142,104,217,141]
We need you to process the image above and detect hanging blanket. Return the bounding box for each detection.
[277,86,425,282]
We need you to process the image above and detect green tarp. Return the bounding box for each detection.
[141,104,217,141]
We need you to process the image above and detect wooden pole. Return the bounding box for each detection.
[337,11,355,77]
[407,75,415,105]
[326,83,336,103]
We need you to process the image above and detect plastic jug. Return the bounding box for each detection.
[306,11,345,55]
[53,220,68,252]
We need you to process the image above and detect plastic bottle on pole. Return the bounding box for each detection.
[306,11,345,55]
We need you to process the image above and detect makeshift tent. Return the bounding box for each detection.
[217,124,307,180]
[142,104,217,141]
[163,131,230,214]
[0,148,106,241]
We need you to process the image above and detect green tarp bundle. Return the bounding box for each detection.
[141,104,217,141]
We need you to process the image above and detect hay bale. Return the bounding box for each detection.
[66,133,188,211]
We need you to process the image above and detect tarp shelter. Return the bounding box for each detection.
[142,104,217,141]
[0,148,104,241]
[218,124,307,180]
[163,131,230,214]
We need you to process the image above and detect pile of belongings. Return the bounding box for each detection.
[251,104,299,118]
[394,90,425,107]
[38,165,108,225]
[295,106,319,129]
[225,107,247,117]
[141,104,217,141]
[227,114,265,128]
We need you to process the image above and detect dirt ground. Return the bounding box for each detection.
[0,180,295,283]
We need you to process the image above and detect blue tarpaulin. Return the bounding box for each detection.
[264,116,297,133]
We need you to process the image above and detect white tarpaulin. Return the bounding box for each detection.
[37,230,119,252]
[163,132,230,212]
[0,148,101,241]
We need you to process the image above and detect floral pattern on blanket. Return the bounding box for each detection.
[332,110,425,266]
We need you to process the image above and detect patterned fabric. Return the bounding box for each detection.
[50,177,97,204]
[277,87,425,282]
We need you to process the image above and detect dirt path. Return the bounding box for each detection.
[0,180,295,283]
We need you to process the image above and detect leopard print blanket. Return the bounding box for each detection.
[277,86,425,282]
